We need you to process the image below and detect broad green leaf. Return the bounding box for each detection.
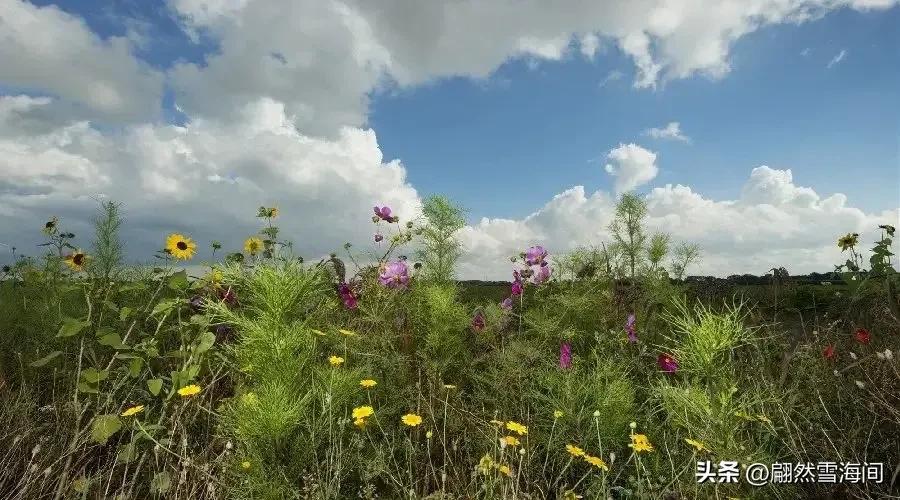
[30,351,62,367]
[98,333,125,348]
[57,317,90,338]
[195,331,216,355]
[119,307,132,321]
[151,299,177,317]
[128,358,144,378]
[91,414,122,444]
[116,442,138,464]
[81,367,109,384]
[147,379,163,396]
[77,382,98,394]
[150,471,171,494]
[168,270,189,290]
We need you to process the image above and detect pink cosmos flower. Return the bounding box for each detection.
[511,270,523,296]
[657,353,678,374]
[559,342,572,369]
[625,313,637,343]
[500,296,513,311]
[531,263,551,285]
[379,260,409,289]
[525,245,548,266]
[374,206,394,222]
[338,282,358,309]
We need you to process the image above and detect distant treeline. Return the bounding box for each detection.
[457,271,845,288]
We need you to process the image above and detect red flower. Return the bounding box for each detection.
[823,345,836,360]
[854,328,870,345]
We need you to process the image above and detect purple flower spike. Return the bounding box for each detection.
[511,270,523,296]
[379,260,409,289]
[559,342,572,369]
[374,206,393,222]
[657,353,678,374]
[625,313,637,343]
[500,296,513,311]
[525,245,548,266]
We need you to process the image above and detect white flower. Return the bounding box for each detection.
[884,349,894,361]
[629,421,636,429]
[609,452,616,464]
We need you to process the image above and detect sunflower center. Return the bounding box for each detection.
[73,254,85,265]
[177,241,188,250]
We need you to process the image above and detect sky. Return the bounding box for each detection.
[0,0,898,280]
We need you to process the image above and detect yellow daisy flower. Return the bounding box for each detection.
[63,250,89,272]
[177,384,201,397]
[244,237,263,256]
[401,413,423,427]
[120,405,144,417]
[566,444,585,457]
[583,454,609,471]
[501,436,521,447]
[497,464,512,477]
[505,421,528,436]
[353,418,368,429]
[553,410,564,419]
[351,406,374,420]
[165,233,196,260]
[360,379,377,388]
[629,433,654,453]
[685,438,709,452]
[328,355,344,366]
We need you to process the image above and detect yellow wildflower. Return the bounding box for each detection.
[497,464,512,477]
[401,413,422,427]
[685,438,709,452]
[501,436,521,447]
[566,444,585,457]
[120,405,144,417]
[477,454,494,474]
[244,237,263,256]
[360,379,377,388]
[584,454,609,471]
[241,461,251,470]
[63,251,89,272]
[165,233,196,260]
[629,433,654,453]
[351,406,374,420]
[328,355,344,366]
[505,421,528,435]
[553,410,564,419]
[177,384,201,397]
[353,418,367,429]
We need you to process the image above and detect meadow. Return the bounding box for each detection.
[0,195,897,499]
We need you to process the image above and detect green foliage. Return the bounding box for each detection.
[415,195,466,283]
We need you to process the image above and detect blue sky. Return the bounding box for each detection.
[1,0,898,278]
[370,6,899,220]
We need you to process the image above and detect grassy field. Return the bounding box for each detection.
[0,199,897,499]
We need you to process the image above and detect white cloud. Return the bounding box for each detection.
[604,144,659,194]
[580,33,602,58]
[458,166,899,280]
[643,121,691,142]
[598,70,624,88]
[827,49,847,68]
[0,95,420,262]
[800,47,811,56]
[0,1,163,123]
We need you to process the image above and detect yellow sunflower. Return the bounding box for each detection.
[629,433,654,453]
[120,405,144,417]
[63,250,89,272]
[177,384,201,397]
[837,233,859,251]
[244,237,263,256]
[401,413,423,427]
[165,233,197,260]
[505,421,528,436]
[360,379,377,388]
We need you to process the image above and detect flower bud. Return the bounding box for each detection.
[628,421,636,428]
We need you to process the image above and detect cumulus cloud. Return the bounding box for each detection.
[643,121,691,142]
[458,166,898,280]
[0,1,163,123]
[827,49,847,68]
[604,144,659,194]
[0,95,420,263]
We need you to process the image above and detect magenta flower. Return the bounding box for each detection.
[559,342,572,369]
[338,282,358,309]
[525,245,548,266]
[511,270,523,296]
[625,313,637,343]
[471,311,485,332]
[374,233,383,242]
[657,353,678,374]
[374,206,394,222]
[531,263,551,285]
[379,260,409,289]
[500,296,513,311]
